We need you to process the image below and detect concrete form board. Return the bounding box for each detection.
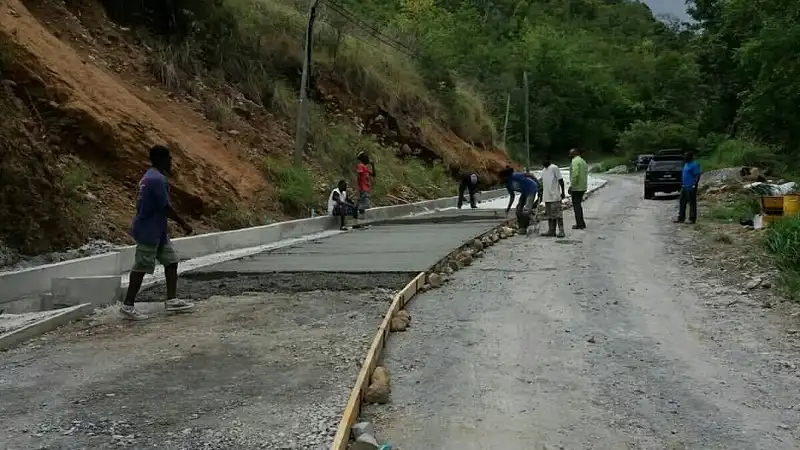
[0,253,122,305]
[51,276,122,308]
[192,220,501,274]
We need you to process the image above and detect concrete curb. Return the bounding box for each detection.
[330,219,512,450]
[0,303,93,351]
[0,189,510,310]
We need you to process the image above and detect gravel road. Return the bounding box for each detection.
[0,274,411,450]
[364,176,800,450]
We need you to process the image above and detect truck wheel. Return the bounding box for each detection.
[644,188,654,200]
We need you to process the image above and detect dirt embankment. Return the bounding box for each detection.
[0,0,513,259]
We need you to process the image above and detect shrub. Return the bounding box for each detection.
[149,45,181,89]
[706,194,760,223]
[700,138,783,173]
[764,215,800,299]
[617,120,697,157]
[205,97,235,127]
[212,201,260,230]
[276,166,315,213]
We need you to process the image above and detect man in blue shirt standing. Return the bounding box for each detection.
[501,167,541,235]
[676,151,702,224]
[121,145,195,320]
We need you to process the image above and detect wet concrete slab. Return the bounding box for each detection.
[190,219,501,274]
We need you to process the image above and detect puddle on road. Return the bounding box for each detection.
[555,239,582,245]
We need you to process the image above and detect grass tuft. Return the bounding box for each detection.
[764,215,800,300]
[706,194,760,224]
[276,166,315,213]
[149,45,180,89]
[205,97,235,127]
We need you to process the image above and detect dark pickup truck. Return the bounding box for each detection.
[644,157,683,199]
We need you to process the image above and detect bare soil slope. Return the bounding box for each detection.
[0,0,512,257]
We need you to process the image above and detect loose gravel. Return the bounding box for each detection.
[0,284,399,449]
[364,175,800,450]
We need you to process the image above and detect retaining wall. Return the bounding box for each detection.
[0,189,508,309]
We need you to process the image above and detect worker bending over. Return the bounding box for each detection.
[501,167,541,235]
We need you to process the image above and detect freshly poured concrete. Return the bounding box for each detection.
[191,220,500,275]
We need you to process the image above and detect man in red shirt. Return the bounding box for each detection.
[356,152,376,215]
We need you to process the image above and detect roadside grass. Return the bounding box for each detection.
[764,216,800,300]
[308,112,455,203]
[139,0,495,145]
[276,166,316,214]
[705,194,760,224]
[212,201,262,231]
[61,162,94,220]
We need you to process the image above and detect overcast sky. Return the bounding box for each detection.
[642,0,691,22]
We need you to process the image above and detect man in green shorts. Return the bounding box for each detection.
[120,145,195,320]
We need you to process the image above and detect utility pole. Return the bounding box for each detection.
[294,0,321,167]
[501,92,511,148]
[523,71,530,170]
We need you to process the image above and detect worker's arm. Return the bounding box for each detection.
[569,160,578,192]
[155,177,191,235]
[167,205,192,235]
[505,186,515,215]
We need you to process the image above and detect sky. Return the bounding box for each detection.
[642,0,692,22]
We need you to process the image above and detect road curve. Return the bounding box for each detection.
[364,175,800,450]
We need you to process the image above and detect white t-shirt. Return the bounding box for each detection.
[327,188,347,214]
[540,164,563,203]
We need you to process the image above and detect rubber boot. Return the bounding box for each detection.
[556,219,566,238]
[541,220,556,237]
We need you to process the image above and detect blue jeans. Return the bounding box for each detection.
[678,187,697,222]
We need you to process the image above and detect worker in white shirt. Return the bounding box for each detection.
[327,180,359,230]
[540,156,566,237]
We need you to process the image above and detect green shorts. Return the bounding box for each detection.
[132,243,180,274]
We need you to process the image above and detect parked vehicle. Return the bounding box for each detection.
[644,158,684,199]
[631,154,654,172]
[654,148,684,158]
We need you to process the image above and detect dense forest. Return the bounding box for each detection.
[334,0,799,170]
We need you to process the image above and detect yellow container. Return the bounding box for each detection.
[784,194,800,217]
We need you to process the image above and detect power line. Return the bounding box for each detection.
[322,0,415,53]
[319,0,419,58]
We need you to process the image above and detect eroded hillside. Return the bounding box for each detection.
[0,0,511,258]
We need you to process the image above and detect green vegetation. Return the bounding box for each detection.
[764,216,800,300]
[100,0,800,171]
[276,166,316,213]
[706,194,760,224]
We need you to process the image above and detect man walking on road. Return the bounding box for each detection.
[501,167,540,235]
[569,148,588,229]
[540,157,566,238]
[457,172,479,209]
[355,152,376,215]
[121,145,195,321]
[676,151,701,224]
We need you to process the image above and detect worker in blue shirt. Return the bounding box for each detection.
[501,167,541,234]
[676,151,702,224]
